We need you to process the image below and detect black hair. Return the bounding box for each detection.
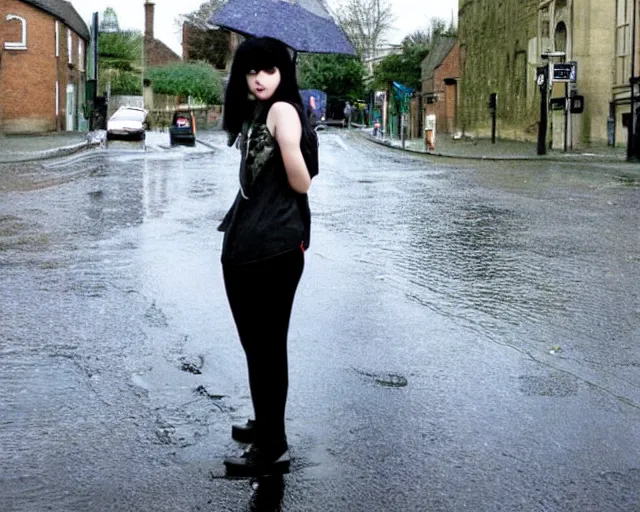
[223,37,309,141]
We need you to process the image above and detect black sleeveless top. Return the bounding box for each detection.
[218,103,315,265]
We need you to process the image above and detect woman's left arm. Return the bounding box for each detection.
[268,102,311,194]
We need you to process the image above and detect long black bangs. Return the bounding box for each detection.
[232,37,294,76]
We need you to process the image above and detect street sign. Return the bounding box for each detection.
[553,62,577,83]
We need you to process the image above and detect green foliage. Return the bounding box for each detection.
[372,50,425,91]
[298,54,365,100]
[98,30,143,72]
[98,11,143,96]
[146,62,223,105]
[106,70,142,96]
[373,17,457,92]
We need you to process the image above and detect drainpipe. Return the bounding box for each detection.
[628,0,637,160]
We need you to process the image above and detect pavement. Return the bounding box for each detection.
[360,129,632,163]
[0,128,636,165]
[0,131,100,163]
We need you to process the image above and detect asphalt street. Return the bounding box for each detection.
[1,131,639,511]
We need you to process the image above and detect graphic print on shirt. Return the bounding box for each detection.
[246,124,275,184]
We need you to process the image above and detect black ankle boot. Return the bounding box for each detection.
[224,441,290,477]
[232,419,257,443]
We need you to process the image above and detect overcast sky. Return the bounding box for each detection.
[70,0,458,56]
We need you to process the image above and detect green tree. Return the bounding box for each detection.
[98,19,143,96]
[372,49,426,91]
[99,30,143,72]
[373,17,457,92]
[298,54,365,100]
[146,62,223,105]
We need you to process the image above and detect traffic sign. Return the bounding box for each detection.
[553,62,577,82]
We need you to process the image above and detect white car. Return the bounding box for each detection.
[106,107,149,141]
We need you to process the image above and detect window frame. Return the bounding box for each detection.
[78,39,84,71]
[5,14,27,50]
[616,0,631,86]
[67,28,73,65]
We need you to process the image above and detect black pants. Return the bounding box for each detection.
[223,247,304,445]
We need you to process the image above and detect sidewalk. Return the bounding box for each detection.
[361,130,630,163]
[0,132,99,163]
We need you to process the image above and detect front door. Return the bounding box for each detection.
[66,84,75,131]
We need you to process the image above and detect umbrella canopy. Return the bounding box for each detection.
[210,0,356,56]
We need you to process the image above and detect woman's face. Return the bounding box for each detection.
[246,67,281,101]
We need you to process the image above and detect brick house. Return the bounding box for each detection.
[421,37,459,135]
[0,0,89,133]
[144,1,180,69]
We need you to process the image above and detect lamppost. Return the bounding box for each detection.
[627,0,638,161]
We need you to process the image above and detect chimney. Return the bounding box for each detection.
[145,1,155,40]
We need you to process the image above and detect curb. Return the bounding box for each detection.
[360,133,630,164]
[0,141,99,164]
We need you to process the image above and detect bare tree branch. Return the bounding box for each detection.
[334,0,395,61]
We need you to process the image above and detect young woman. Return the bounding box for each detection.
[218,37,318,477]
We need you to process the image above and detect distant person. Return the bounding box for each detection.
[343,101,352,128]
[373,118,381,137]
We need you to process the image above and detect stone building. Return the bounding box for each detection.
[458,0,540,141]
[458,0,634,148]
[0,0,89,133]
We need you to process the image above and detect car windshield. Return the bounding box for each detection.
[112,110,145,121]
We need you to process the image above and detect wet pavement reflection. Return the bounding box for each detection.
[1,131,639,510]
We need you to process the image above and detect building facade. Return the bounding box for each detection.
[421,37,460,135]
[0,0,89,133]
[458,0,540,141]
[458,0,636,148]
[144,1,180,69]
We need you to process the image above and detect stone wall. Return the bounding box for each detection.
[458,0,540,140]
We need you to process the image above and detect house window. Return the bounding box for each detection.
[78,40,84,71]
[616,0,631,85]
[67,29,73,64]
[5,14,27,50]
[55,21,59,57]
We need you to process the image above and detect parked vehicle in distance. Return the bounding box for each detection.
[169,110,197,147]
[106,107,148,141]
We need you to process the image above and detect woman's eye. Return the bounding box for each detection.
[265,68,277,75]
[247,70,257,75]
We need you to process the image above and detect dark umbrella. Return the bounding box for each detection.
[210,0,356,56]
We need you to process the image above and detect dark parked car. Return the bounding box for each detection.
[169,111,196,147]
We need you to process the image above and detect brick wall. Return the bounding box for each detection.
[434,42,460,134]
[0,0,86,133]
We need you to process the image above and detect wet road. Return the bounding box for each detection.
[1,131,639,511]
